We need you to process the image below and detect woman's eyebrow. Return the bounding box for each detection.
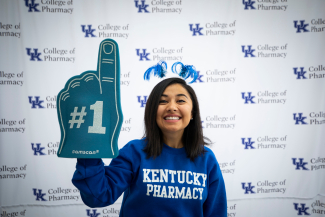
[177,94,188,99]
[161,94,188,99]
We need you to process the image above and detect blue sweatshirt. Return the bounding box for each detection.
[72,139,227,217]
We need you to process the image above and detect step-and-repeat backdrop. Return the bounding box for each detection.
[1,0,324,216]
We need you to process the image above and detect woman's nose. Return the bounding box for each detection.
[167,101,177,111]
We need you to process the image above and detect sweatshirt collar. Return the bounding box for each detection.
[162,143,186,155]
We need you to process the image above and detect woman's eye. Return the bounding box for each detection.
[178,100,185,103]
[159,100,167,103]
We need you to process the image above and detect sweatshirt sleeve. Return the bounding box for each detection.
[203,153,227,217]
[72,143,138,208]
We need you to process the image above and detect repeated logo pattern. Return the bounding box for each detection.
[242,92,255,104]
[294,203,310,215]
[28,96,44,108]
[25,0,40,12]
[294,21,309,33]
[33,189,46,201]
[242,183,255,194]
[86,209,100,217]
[241,138,255,149]
[136,49,150,61]
[292,158,309,170]
[26,48,42,61]
[81,25,96,37]
[134,0,150,13]
[293,113,307,125]
[137,96,148,107]
[294,67,307,79]
[1,1,324,216]
[189,24,204,36]
[242,46,255,57]
[31,143,46,155]
[242,0,256,10]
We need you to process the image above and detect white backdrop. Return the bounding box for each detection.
[1,0,325,216]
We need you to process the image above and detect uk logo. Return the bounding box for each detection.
[137,96,148,107]
[293,67,307,79]
[293,113,307,125]
[243,0,256,10]
[242,45,255,57]
[294,21,309,33]
[241,92,255,104]
[292,158,309,170]
[136,49,150,61]
[26,48,42,61]
[33,189,47,201]
[25,0,40,12]
[192,71,204,83]
[189,24,204,36]
[241,182,255,194]
[241,138,255,149]
[86,209,101,217]
[294,203,310,215]
[28,96,44,109]
[81,25,96,37]
[1,211,9,217]
[134,0,149,13]
[31,143,46,155]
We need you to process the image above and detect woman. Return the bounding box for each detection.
[72,77,227,217]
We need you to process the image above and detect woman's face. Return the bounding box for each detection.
[156,83,193,137]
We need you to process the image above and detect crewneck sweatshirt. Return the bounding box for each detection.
[72,139,227,217]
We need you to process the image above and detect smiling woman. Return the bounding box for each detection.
[144,78,210,161]
[72,77,227,217]
[157,84,193,135]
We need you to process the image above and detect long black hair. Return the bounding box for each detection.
[143,77,211,161]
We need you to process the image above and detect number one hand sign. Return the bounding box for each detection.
[57,39,123,158]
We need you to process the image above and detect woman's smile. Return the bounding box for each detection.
[164,114,181,122]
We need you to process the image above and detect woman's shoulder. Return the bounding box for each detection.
[203,145,216,157]
[202,145,219,164]
[201,146,223,177]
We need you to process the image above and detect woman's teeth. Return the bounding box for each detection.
[165,117,180,120]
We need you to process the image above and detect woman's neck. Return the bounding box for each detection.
[162,131,184,149]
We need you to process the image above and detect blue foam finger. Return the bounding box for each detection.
[56,39,123,158]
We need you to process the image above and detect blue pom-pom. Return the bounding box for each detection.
[144,61,167,81]
[171,62,198,84]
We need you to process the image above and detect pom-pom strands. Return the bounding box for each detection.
[143,61,199,84]
[143,61,168,81]
[171,62,198,84]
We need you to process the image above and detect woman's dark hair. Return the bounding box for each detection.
[143,77,211,161]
